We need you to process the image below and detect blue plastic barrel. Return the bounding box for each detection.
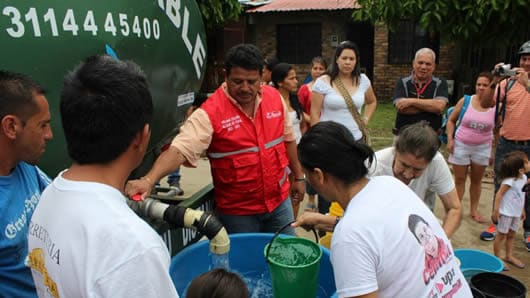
[454,249,503,281]
[170,233,336,297]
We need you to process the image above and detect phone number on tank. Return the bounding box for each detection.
[2,6,161,40]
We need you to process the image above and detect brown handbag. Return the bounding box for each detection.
[334,77,369,144]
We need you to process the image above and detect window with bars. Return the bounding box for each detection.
[277,23,321,64]
[388,20,440,64]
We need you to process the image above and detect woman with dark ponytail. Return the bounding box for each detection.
[293,121,471,297]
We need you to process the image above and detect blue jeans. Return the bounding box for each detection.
[167,168,181,185]
[494,137,530,233]
[216,197,295,235]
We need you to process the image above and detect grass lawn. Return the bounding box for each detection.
[366,102,396,151]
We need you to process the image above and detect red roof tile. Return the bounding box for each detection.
[246,0,360,13]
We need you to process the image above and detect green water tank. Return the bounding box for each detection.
[0,0,207,176]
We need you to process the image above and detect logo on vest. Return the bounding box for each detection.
[266,111,282,119]
[221,115,242,132]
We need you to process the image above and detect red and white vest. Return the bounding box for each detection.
[201,85,290,215]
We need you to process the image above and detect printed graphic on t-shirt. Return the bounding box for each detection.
[28,221,61,298]
[408,214,463,298]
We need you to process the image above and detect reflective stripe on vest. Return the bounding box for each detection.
[264,136,284,149]
[208,146,259,159]
[278,167,289,187]
[208,136,285,159]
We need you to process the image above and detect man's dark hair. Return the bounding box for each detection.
[224,44,264,76]
[395,121,440,162]
[60,55,153,164]
[0,70,45,121]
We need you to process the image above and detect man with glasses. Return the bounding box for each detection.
[126,44,305,235]
[372,122,462,237]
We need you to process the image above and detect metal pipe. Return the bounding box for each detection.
[128,198,230,255]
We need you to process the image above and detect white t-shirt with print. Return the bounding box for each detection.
[312,74,371,140]
[27,172,179,298]
[499,175,527,217]
[371,147,455,211]
[332,176,471,298]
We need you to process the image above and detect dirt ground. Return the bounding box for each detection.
[434,174,530,286]
[176,159,530,288]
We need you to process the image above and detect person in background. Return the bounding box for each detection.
[310,40,377,216]
[272,62,308,217]
[480,40,530,248]
[186,268,249,298]
[298,56,327,116]
[327,121,462,238]
[292,121,471,297]
[0,70,53,297]
[297,56,327,213]
[27,55,179,297]
[392,48,449,135]
[492,151,529,270]
[126,44,305,235]
[446,72,495,223]
[262,57,279,85]
[165,93,210,196]
[310,40,377,143]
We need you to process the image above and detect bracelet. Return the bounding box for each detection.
[294,175,305,182]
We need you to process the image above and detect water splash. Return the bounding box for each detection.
[210,252,229,270]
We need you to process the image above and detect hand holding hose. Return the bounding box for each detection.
[125,176,154,200]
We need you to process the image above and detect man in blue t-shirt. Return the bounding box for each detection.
[0,70,53,297]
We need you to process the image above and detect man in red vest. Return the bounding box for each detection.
[126,44,305,235]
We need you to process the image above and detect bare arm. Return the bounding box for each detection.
[310,91,324,126]
[492,184,510,223]
[438,189,462,238]
[395,98,447,114]
[125,146,187,199]
[363,86,377,123]
[286,140,305,202]
[292,212,337,232]
[446,97,464,153]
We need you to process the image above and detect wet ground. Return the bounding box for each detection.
[177,159,529,289]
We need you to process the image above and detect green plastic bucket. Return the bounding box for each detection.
[264,223,322,298]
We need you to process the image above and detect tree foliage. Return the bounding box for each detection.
[196,0,242,28]
[352,0,530,46]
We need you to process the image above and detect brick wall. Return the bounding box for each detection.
[247,12,457,102]
[373,23,457,102]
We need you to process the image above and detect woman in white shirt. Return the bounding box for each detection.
[310,40,377,142]
[271,62,308,144]
[293,121,471,298]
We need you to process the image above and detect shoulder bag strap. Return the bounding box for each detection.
[334,77,368,143]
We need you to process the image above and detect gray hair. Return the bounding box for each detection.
[395,121,439,162]
[414,48,436,63]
